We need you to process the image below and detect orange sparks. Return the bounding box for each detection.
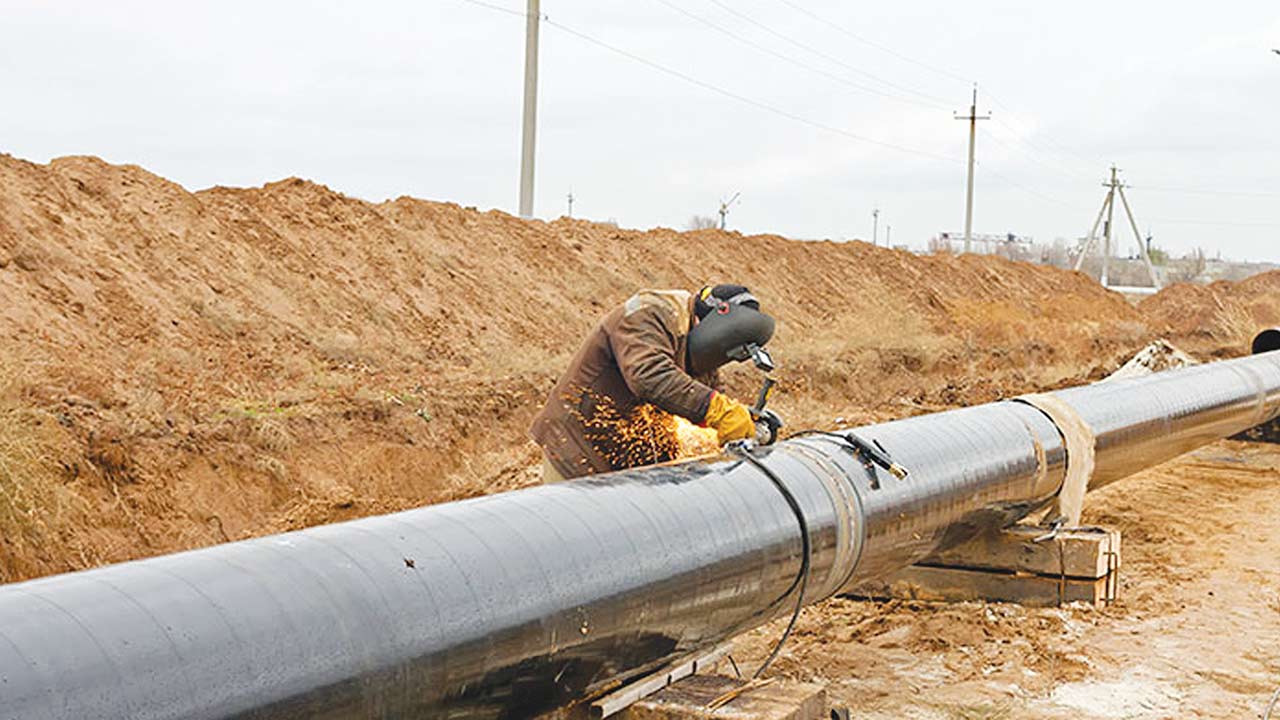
[566,387,719,472]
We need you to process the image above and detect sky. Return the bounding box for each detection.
[1,0,1278,259]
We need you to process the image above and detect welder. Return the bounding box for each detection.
[529,284,775,481]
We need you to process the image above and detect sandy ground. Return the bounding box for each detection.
[731,440,1280,719]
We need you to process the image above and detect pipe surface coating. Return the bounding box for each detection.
[3,351,1280,719]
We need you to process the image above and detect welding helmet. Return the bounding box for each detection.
[687,284,775,376]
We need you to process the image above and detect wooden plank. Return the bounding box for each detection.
[921,525,1120,579]
[849,564,1116,607]
[619,674,826,720]
[591,645,730,718]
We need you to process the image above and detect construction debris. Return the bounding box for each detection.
[1104,339,1198,381]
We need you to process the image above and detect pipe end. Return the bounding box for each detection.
[1252,328,1280,355]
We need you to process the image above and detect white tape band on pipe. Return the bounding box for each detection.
[1012,393,1097,527]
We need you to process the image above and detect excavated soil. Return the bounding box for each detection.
[1140,272,1280,358]
[0,153,1153,581]
[1,154,1278,717]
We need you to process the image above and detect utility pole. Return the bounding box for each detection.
[872,207,879,246]
[1073,166,1161,289]
[718,192,741,230]
[1101,166,1116,286]
[885,224,892,247]
[566,190,574,218]
[954,85,989,254]
[517,0,540,218]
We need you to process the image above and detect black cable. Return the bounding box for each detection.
[787,429,854,442]
[725,444,811,679]
[726,654,743,680]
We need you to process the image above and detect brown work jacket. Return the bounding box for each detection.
[529,289,718,479]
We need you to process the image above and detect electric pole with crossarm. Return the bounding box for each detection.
[955,85,989,254]
[518,0,540,218]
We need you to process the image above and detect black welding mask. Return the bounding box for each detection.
[687,285,775,376]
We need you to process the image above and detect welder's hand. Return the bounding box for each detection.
[704,392,755,445]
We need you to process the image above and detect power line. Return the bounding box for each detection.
[452,0,1280,233]
[979,128,1280,201]
[978,127,1098,185]
[763,2,1280,205]
[1141,217,1280,228]
[772,0,974,87]
[651,0,946,111]
[454,0,962,163]
[978,165,1088,211]
[982,92,1107,175]
[546,16,960,161]
[973,164,1280,228]
[700,0,955,109]
[1135,186,1280,199]
[455,0,523,17]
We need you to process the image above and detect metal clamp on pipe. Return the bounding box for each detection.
[790,429,909,483]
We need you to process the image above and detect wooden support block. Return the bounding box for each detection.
[845,524,1121,607]
[850,564,1116,607]
[617,675,826,720]
[922,525,1120,578]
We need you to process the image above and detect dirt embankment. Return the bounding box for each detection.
[1140,272,1280,357]
[0,153,1253,582]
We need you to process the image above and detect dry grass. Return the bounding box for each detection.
[0,405,87,582]
[250,417,295,453]
[0,354,90,581]
[1212,299,1259,347]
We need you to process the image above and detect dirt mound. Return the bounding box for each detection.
[0,153,1157,581]
[1139,270,1280,357]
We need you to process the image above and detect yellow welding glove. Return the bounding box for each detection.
[703,392,755,445]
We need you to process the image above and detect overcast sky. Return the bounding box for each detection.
[2,1,1277,259]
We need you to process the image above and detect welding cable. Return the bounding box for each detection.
[788,429,855,443]
[786,430,876,484]
[726,654,743,680]
[725,444,811,679]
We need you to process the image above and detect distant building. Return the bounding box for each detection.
[931,232,1036,259]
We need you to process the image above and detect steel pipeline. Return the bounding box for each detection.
[3,349,1280,719]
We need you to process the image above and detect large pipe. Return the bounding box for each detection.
[4,350,1280,719]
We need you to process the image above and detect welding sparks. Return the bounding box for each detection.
[672,416,718,457]
[566,387,719,472]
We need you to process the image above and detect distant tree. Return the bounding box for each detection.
[1147,245,1169,265]
[1168,248,1207,283]
[1189,247,1207,278]
[686,215,718,230]
[1043,238,1071,268]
